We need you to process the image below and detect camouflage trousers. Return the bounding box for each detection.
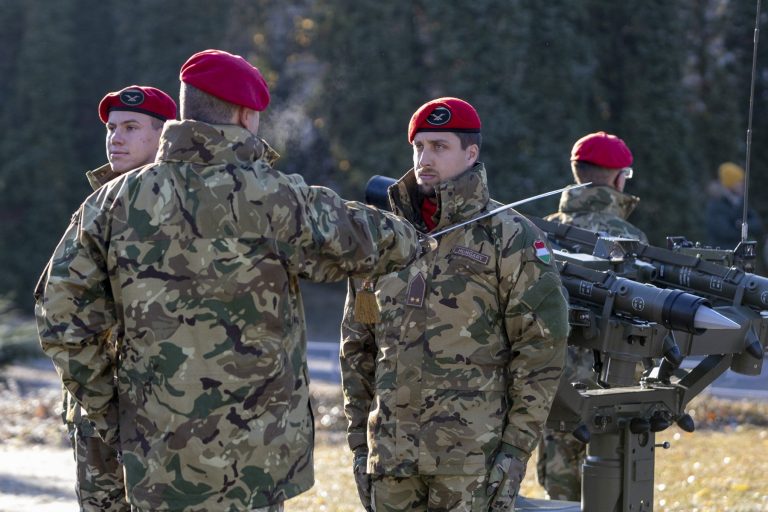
[131,504,284,512]
[534,345,594,502]
[68,420,129,512]
[371,473,489,512]
[536,428,585,502]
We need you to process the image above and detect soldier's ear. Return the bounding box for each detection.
[466,144,479,166]
[613,170,625,192]
[236,107,260,135]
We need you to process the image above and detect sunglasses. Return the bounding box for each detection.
[621,167,633,179]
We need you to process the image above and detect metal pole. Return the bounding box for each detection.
[741,0,761,242]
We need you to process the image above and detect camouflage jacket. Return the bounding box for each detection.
[545,184,648,243]
[340,163,569,476]
[60,163,118,432]
[545,183,648,386]
[86,162,122,191]
[35,120,422,510]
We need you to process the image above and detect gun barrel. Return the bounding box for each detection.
[559,262,735,334]
[641,246,768,310]
[530,215,768,311]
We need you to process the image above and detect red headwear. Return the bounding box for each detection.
[408,97,481,143]
[180,49,270,111]
[570,131,633,169]
[98,85,177,123]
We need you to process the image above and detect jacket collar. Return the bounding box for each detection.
[156,120,279,167]
[389,162,490,231]
[558,184,640,220]
[85,163,120,191]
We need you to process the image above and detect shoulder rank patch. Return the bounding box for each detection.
[406,273,426,308]
[533,239,552,264]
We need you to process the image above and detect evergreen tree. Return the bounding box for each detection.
[313,0,426,198]
[582,0,699,244]
[0,0,83,308]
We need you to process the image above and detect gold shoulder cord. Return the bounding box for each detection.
[354,279,380,324]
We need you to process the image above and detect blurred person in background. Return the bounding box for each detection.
[705,161,763,251]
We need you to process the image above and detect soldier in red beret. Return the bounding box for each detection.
[36,49,425,512]
[545,131,647,244]
[537,131,648,501]
[340,97,569,511]
[95,85,177,185]
[43,84,175,512]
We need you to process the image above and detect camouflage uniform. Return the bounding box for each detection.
[341,163,569,510]
[35,120,422,511]
[58,163,130,512]
[544,184,648,244]
[537,183,648,501]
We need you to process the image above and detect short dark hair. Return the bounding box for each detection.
[180,83,240,123]
[456,132,482,153]
[571,160,619,186]
[150,117,165,131]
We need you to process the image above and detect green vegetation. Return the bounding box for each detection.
[2,1,767,310]
[0,300,41,366]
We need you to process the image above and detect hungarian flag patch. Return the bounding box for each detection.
[533,239,552,264]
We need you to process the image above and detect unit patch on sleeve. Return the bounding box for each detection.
[533,239,552,264]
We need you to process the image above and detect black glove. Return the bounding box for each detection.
[353,449,373,512]
[487,444,527,511]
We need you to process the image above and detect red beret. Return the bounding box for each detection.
[179,49,270,111]
[570,131,633,169]
[408,97,481,143]
[98,85,177,124]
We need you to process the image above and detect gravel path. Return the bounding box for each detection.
[0,358,76,511]
[0,445,76,512]
[0,358,347,512]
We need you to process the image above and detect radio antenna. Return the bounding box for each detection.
[742,0,761,242]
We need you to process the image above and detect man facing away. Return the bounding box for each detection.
[545,131,648,243]
[537,131,648,501]
[40,84,176,512]
[341,97,569,512]
[36,49,427,511]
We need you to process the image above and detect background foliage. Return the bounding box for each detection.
[1,0,766,313]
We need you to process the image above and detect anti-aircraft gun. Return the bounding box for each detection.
[520,216,768,512]
[363,175,766,511]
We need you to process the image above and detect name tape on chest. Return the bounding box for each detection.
[451,246,490,265]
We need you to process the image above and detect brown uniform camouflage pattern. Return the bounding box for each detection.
[538,182,648,501]
[35,120,422,511]
[341,163,569,508]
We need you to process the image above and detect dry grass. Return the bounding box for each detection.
[293,386,768,511]
[2,371,766,511]
[286,427,768,511]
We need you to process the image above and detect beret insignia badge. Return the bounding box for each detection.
[426,106,451,126]
[119,89,145,107]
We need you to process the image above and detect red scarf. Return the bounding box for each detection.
[421,198,439,231]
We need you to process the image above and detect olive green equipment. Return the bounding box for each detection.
[525,216,767,512]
